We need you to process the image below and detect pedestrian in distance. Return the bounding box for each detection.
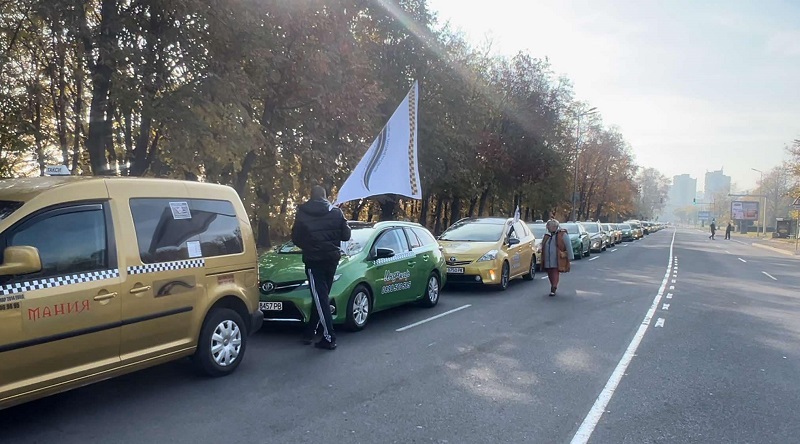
[540,219,574,297]
[291,185,351,350]
[725,221,733,240]
[709,220,716,240]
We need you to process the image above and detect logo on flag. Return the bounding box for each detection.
[335,82,421,204]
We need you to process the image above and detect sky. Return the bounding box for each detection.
[426,0,800,192]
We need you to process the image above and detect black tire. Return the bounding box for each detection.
[419,272,441,308]
[584,246,591,257]
[345,284,371,331]
[574,248,582,260]
[193,308,247,377]
[522,256,536,281]
[496,261,510,291]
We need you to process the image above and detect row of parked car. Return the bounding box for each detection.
[528,219,667,262]
[256,217,667,332]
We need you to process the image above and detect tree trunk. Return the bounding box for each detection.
[449,196,462,226]
[433,196,444,235]
[379,194,397,221]
[85,0,118,176]
[419,195,430,227]
[478,186,491,216]
[71,41,84,173]
[234,150,257,196]
[257,218,271,249]
[467,196,478,217]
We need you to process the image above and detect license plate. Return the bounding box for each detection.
[259,302,282,311]
[447,267,465,274]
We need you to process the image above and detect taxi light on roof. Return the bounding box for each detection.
[44,165,71,176]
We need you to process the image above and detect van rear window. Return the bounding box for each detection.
[130,198,244,264]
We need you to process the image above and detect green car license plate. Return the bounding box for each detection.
[259,302,282,311]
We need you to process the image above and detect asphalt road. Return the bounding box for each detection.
[2,228,798,444]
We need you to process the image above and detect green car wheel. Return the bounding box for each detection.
[419,272,440,308]
[345,284,372,331]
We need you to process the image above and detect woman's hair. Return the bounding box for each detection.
[546,219,559,232]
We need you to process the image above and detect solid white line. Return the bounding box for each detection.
[738,258,747,263]
[762,271,778,281]
[571,230,676,444]
[395,305,471,332]
[589,257,599,261]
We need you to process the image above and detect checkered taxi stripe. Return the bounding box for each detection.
[0,269,121,296]
[127,259,205,275]
[374,251,415,266]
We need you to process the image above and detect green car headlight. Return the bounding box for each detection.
[301,274,342,287]
[477,249,499,262]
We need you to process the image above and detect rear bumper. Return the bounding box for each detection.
[249,309,264,334]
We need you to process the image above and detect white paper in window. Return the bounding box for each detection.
[170,201,192,219]
[187,240,203,258]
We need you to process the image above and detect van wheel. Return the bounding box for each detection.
[194,308,247,377]
[419,272,440,308]
[345,284,371,331]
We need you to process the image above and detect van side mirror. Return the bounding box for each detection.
[374,248,395,259]
[0,246,42,276]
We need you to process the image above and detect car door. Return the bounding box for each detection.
[403,227,433,300]
[368,228,416,310]
[504,222,526,277]
[105,181,205,363]
[0,203,122,401]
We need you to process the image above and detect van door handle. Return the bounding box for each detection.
[130,286,152,294]
[94,292,118,301]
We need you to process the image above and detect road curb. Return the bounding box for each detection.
[751,242,797,257]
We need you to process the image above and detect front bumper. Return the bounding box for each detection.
[446,261,504,286]
[260,285,347,325]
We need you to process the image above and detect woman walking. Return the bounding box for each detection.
[540,219,574,297]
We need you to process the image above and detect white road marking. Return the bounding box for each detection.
[655,318,665,327]
[396,305,471,332]
[762,271,778,281]
[725,250,731,254]
[622,244,629,247]
[611,249,618,252]
[590,257,599,261]
[666,293,673,299]
[671,279,676,283]
[541,276,548,280]
[571,230,676,444]
[662,303,670,310]
[738,258,747,263]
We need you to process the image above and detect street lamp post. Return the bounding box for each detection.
[570,107,597,222]
[752,168,766,238]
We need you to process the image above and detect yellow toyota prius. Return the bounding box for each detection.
[438,217,537,291]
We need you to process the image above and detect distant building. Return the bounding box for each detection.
[705,169,731,197]
[669,174,697,208]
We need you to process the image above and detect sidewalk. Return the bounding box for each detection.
[749,236,799,256]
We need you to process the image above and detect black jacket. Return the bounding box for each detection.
[291,199,351,264]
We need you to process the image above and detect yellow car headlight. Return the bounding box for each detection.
[477,249,499,262]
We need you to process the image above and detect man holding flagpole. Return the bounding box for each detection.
[292,185,351,350]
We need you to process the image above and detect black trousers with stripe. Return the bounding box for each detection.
[305,261,337,342]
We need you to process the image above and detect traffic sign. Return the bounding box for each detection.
[698,211,711,221]
[793,196,800,210]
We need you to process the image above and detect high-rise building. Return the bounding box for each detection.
[705,169,731,197]
[669,174,697,207]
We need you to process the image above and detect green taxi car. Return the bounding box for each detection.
[258,221,446,331]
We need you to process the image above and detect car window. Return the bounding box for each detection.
[404,227,422,249]
[562,223,579,234]
[512,222,527,239]
[130,198,244,263]
[412,227,437,246]
[7,206,107,279]
[374,228,410,254]
[584,223,599,233]
[528,224,547,238]
[439,220,505,242]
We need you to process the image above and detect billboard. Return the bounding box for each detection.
[698,211,711,221]
[731,201,759,221]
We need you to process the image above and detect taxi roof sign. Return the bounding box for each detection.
[44,165,71,176]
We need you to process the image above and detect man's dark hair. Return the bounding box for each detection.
[311,185,327,200]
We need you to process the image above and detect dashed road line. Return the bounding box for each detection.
[738,258,747,263]
[611,249,618,252]
[655,318,665,327]
[589,257,599,261]
[662,303,670,310]
[540,276,548,280]
[762,271,778,281]
[666,293,673,299]
[396,305,471,332]
[571,230,676,444]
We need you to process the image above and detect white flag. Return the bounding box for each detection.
[514,205,520,223]
[334,81,421,205]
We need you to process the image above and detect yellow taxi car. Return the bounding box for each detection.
[438,217,536,291]
[0,174,262,410]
